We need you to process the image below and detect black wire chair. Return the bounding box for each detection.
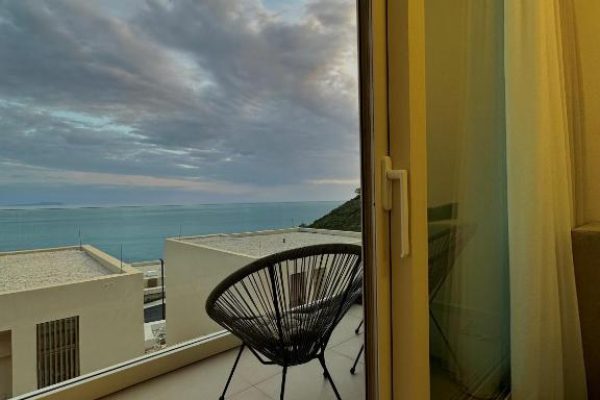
[206,243,363,400]
[350,224,463,375]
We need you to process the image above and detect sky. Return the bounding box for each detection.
[0,0,359,206]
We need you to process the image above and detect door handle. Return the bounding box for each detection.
[381,156,410,258]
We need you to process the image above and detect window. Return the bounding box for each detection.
[0,1,361,398]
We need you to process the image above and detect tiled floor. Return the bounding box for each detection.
[102,305,365,400]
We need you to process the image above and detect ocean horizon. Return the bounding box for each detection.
[0,201,343,262]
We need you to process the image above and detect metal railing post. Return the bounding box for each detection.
[160,258,166,320]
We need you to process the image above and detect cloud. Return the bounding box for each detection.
[0,160,254,194]
[0,0,359,203]
[306,178,360,186]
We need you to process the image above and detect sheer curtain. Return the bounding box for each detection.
[450,1,511,396]
[505,0,587,398]
[425,1,510,398]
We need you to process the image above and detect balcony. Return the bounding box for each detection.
[1,228,363,399]
[101,305,365,400]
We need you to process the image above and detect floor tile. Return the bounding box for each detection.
[255,351,365,400]
[328,312,362,348]
[228,386,274,400]
[236,348,282,385]
[347,305,364,320]
[330,334,364,365]
[101,350,253,400]
[101,311,365,400]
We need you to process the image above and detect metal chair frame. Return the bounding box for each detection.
[206,243,363,400]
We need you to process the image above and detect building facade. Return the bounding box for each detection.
[0,246,144,398]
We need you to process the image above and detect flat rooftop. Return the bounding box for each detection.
[182,228,361,258]
[0,248,114,293]
[131,261,162,276]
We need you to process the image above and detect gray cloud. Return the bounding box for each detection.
[0,0,359,204]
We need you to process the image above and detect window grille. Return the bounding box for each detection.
[36,316,80,388]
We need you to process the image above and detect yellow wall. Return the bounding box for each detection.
[574,1,600,223]
[425,0,467,208]
[427,0,600,221]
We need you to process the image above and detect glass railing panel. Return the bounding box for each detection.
[0,1,361,398]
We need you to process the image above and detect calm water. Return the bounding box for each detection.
[0,202,342,262]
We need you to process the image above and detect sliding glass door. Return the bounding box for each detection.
[367,0,510,398]
[424,0,510,398]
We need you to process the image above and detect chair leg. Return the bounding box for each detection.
[280,365,288,400]
[355,319,364,335]
[219,344,245,400]
[318,354,342,400]
[350,344,364,375]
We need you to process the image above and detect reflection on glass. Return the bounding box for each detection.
[426,0,510,398]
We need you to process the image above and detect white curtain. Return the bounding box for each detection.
[425,1,510,397]
[451,1,510,396]
[447,0,510,396]
[505,0,587,398]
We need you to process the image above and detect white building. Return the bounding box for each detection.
[0,245,144,398]
[163,228,361,346]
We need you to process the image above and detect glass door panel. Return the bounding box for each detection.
[424,0,510,399]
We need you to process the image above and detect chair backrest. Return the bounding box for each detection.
[206,243,362,365]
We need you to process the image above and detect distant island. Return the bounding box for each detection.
[1,202,64,207]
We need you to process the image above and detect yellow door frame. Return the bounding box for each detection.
[360,0,429,398]
[387,0,429,398]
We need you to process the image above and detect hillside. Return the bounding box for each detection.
[307,196,361,232]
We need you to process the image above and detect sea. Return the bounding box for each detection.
[0,201,342,262]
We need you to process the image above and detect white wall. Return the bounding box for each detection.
[0,270,144,396]
[164,239,253,346]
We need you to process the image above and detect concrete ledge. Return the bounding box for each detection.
[83,245,139,275]
[13,331,240,400]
